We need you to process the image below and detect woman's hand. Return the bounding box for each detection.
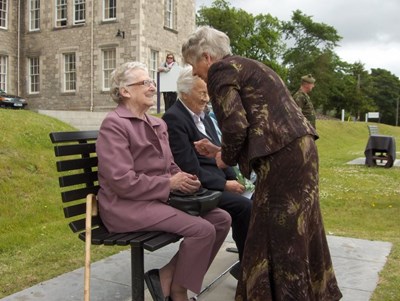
[170,172,201,193]
[194,138,221,158]
[215,151,228,169]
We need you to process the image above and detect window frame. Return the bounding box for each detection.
[63,53,76,92]
[149,49,159,81]
[102,48,116,91]
[29,0,40,31]
[103,0,116,21]
[164,0,174,29]
[73,0,86,25]
[29,57,40,94]
[0,0,8,29]
[0,55,7,91]
[55,0,67,28]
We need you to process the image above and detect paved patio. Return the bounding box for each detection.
[1,233,392,301]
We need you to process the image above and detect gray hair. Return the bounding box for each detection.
[181,26,232,65]
[176,66,197,100]
[110,61,148,103]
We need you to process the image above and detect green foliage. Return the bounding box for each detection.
[196,0,285,75]
[369,68,400,125]
[0,111,399,300]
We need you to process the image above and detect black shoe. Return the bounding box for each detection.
[229,261,241,280]
[144,269,167,301]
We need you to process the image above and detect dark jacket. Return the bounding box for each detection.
[162,100,237,191]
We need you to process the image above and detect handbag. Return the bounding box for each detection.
[168,187,222,216]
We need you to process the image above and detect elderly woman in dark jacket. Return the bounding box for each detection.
[182,26,342,301]
[96,61,231,301]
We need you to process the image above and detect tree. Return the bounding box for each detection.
[282,10,342,110]
[196,0,285,75]
[368,69,400,125]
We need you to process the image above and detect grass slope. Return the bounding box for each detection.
[0,110,399,300]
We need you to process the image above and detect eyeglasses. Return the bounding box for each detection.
[127,80,157,88]
[167,57,174,59]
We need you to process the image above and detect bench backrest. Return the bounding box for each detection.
[50,130,100,234]
[368,125,379,135]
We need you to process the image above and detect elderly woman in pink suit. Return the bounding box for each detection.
[96,61,231,301]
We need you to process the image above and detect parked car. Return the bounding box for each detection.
[0,89,28,109]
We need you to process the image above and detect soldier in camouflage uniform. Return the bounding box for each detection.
[293,74,317,128]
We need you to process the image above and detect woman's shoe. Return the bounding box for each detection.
[144,269,166,301]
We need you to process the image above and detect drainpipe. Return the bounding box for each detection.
[17,0,21,95]
[89,0,94,111]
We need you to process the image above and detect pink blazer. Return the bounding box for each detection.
[96,105,180,233]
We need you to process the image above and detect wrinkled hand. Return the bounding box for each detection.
[225,180,245,194]
[170,172,201,193]
[215,151,228,169]
[194,139,221,158]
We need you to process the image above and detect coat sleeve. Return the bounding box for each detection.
[207,61,249,167]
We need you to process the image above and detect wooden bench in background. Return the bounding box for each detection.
[49,130,182,301]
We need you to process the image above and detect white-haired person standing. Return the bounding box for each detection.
[96,61,231,301]
[182,27,342,301]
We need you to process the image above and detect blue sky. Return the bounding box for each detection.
[196,0,400,78]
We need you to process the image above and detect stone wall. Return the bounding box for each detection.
[4,0,195,112]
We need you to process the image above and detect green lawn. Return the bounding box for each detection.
[0,109,399,300]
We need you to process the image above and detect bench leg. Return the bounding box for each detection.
[131,245,145,301]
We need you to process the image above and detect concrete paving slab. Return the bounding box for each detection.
[1,235,392,301]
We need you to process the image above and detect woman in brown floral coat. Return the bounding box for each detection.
[182,26,342,301]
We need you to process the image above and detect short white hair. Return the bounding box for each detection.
[176,66,202,100]
[182,26,232,65]
[110,61,148,103]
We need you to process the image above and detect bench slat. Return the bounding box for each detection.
[54,143,96,157]
[69,216,103,233]
[61,185,100,203]
[56,157,98,172]
[59,171,98,187]
[50,130,99,143]
[143,233,181,251]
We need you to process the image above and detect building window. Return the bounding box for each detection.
[29,57,40,93]
[29,0,40,31]
[164,0,174,29]
[0,55,7,90]
[0,0,7,29]
[63,53,76,92]
[55,0,67,27]
[74,0,85,25]
[102,48,116,90]
[149,49,158,81]
[103,0,116,21]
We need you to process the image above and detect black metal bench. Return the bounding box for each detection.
[49,130,182,301]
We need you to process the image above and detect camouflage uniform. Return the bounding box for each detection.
[293,89,316,128]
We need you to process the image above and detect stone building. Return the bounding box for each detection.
[0,0,196,111]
